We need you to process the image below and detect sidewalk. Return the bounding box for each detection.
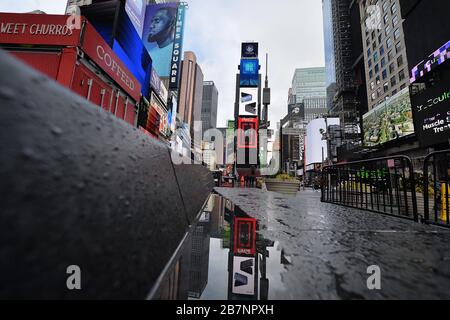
[214,187,450,299]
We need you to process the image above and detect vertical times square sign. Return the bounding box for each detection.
[169,3,187,90]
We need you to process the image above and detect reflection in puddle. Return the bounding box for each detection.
[151,193,289,300]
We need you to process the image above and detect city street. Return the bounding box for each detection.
[0,0,449,303]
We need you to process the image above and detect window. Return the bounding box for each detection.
[380,45,385,56]
[395,41,402,53]
[392,89,397,95]
[397,55,403,67]
[391,75,397,87]
[376,75,381,85]
[389,63,395,73]
[382,69,388,80]
[374,51,379,62]
[367,48,372,56]
[385,24,392,36]
[381,57,386,68]
[399,69,406,81]
[370,81,375,90]
[384,13,389,24]
[383,1,389,12]
[391,3,397,15]
[371,92,376,101]
[388,49,394,62]
[400,83,406,90]
[378,33,383,44]
[386,37,392,49]
[394,28,401,40]
[383,82,389,93]
[393,15,399,27]
[377,87,382,97]
[368,59,372,67]
[375,64,380,73]
[369,70,374,79]
[371,30,376,40]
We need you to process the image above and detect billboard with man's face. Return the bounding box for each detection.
[142,3,178,78]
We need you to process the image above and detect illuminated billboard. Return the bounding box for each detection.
[305,117,339,166]
[232,256,255,296]
[241,42,258,58]
[410,63,450,147]
[125,0,146,36]
[237,117,258,149]
[363,88,415,147]
[239,59,259,87]
[142,3,178,78]
[233,217,256,256]
[239,88,258,116]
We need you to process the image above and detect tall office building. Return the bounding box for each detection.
[178,51,204,158]
[358,0,410,111]
[291,67,327,103]
[201,81,219,134]
[328,0,362,144]
[322,0,337,111]
[291,67,327,123]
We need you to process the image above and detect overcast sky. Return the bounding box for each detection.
[0,0,325,129]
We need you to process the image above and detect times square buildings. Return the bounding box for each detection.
[322,0,450,167]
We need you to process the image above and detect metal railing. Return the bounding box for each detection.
[322,156,418,222]
[423,150,450,227]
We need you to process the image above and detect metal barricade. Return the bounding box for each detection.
[322,156,418,222]
[423,150,450,227]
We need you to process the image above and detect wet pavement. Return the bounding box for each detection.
[189,188,450,300]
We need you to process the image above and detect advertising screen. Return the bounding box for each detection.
[125,0,146,36]
[233,217,256,256]
[142,3,178,78]
[410,63,450,147]
[239,59,259,87]
[363,88,415,147]
[239,88,258,116]
[241,42,258,58]
[305,118,339,166]
[237,117,258,149]
[232,256,255,296]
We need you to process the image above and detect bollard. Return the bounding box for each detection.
[0,50,213,299]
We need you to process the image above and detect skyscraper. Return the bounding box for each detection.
[291,67,327,103]
[291,67,328,123]
[201,81,219,134]
[322,0,337,111]
[177,51,204,158]
[323,0,366,145]
[358,0,410,111]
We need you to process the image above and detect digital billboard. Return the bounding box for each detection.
[125,0,146,36]
[410,63,450,147]
[142,3,178,78]
[239,59,259,87]
[237,117,258,149]
[232,256,255,296]
[79,2,152,98]
[239,88,258,116]
[233,217,256,256]
[241,42,258,58]
[363,88,415,147]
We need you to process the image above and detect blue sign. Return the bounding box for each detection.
[240,59,259,87]
[142,3,179,78]
[169,4,187,90]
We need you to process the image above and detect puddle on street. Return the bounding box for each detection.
[151,193,290,300]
